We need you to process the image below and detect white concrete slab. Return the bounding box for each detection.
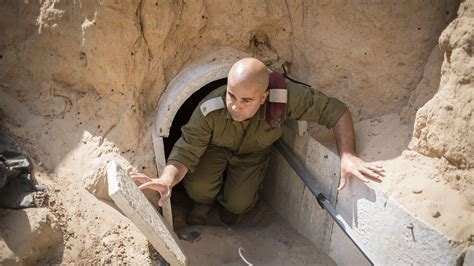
[151,132,173,229]
[332,178,465,265]
[107,161,187,266]
[464,247,474,266]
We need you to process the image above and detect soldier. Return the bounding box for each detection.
[130,58,384,225]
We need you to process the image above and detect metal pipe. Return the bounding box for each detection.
[274,139,376,265]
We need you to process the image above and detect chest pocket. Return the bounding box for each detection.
[210,122,235,149]
[211,133,234,149]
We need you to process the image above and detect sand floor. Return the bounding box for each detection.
[170,189,335,265]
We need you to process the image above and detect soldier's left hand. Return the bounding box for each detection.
[338,153,384,190]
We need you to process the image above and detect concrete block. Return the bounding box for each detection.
[297,186,334,253]
[329,222,370,266]
[331,172,464,265]
[281,127,338,253]
[464,247,474,266]
[284,118,307,136]
[264,147,305,237]
[107,161,187,266]
[151,132,173,229]
[274,149,304,229]
[304,136,339,204]
[264,150,291,219]
[267,128,465,265]
[281,124,309,161]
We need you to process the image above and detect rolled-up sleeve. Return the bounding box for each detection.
[286,82,347,128]
[168,106,213,172]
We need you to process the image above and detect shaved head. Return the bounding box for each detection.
[228,58,269,93]
[225,58,270,121]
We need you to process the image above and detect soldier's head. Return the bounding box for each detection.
[226,58,269,121]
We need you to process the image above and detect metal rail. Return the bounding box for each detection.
[274,139,376,265]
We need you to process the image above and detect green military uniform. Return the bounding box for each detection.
[168,80,347,214]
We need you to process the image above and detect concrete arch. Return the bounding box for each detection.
[151,63,232,228]
[154,63,232,138]
[152,63,231,184]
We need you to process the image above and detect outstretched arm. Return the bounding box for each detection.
[129,160,188,206]
[333,109,384,190]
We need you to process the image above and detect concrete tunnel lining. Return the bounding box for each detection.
[152,63,232,177]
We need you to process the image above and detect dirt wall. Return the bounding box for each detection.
[410,0,473,205]
[0,0,469,263]
[0,0,459,178]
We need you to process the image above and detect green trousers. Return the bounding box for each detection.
[183,145,271,214]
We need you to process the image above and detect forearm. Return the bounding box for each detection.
[159,160,189,187]
[333,109,357,158]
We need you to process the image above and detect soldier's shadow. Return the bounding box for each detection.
[337,178,377,229]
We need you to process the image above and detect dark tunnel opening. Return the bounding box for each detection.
[163,78,227,159]
[163,78,227,227]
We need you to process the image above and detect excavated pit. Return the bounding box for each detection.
[0,0,472,264]
[160,78,335,265]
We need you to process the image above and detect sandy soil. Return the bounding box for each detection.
[0,0,471,264]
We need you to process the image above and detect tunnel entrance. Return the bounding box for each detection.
[150,61,463,265]
[163,78,227,159]
[156,69,339,264]
[162,78,228,232]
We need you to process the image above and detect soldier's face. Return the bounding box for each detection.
[226,84,268,121]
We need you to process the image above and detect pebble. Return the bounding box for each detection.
[412,189,423,194]
[432,211,441,218]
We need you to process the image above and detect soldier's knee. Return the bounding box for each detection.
[225,194,256,214]
[184,179,218,204]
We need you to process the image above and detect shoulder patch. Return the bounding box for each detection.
[200,97,225,116]
[269,89,288,103]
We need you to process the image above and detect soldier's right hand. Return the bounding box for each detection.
[128,171,172,207]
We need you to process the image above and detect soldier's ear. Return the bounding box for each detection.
[261,90,269,104]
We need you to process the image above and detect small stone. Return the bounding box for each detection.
[412,189,423,194]
[432,211,441,218]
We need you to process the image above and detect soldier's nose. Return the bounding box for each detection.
[232,104,241,111]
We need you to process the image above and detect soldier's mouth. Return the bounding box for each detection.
[230,113,245,121]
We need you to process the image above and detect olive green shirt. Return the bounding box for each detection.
[169,81,347,172]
